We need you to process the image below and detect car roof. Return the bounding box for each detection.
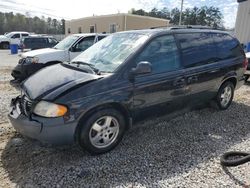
[24,35,53,38]
[9,31,29,34]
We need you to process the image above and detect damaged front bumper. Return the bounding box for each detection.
[8,96,78,145]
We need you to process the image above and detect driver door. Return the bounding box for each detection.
[69,36,96,60]
[132,35,187,120]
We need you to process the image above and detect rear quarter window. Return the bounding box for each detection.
[213,34,243,60]
[176,32,217,68]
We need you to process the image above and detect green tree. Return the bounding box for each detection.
[170,8,180,25]
[130,6,224,28]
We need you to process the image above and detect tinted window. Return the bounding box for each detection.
[25,38,46,44]
[213,34,242,60]
[34,38,47,43]
[22,34,29,37]
[176,33,217,68]
[75,36,95,51]
[136,35,180,74]
[11,34,20,39]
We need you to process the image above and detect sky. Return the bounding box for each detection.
[0,0,239,28]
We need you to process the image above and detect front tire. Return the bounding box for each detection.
[78,109,126,155]
[1,42,9,49]
[215,81,235,110]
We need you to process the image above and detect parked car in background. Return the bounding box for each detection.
[8,27,247,154]
[244,52,250,81]
[0,31,30,49]
[11,33,108,83]
[20,36,58,50]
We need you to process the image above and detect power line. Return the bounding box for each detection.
[0,4,70,19]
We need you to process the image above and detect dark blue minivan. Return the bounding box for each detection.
[9,27,248,154]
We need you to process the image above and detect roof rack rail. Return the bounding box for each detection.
[151,25,224,30]
[169,25,213,30]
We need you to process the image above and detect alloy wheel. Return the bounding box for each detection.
[89,116,119,148]
[220,86,232,107]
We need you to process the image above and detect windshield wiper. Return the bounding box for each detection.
[70,61,100,74]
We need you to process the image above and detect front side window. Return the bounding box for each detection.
[136,35,181,74]
[11,34,20,39]
[75,36,95,52]
[176,32,217,68]
[72,33,149,73]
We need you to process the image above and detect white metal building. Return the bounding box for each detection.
[235,0,250,44]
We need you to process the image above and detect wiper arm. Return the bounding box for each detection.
[70,61,100,74]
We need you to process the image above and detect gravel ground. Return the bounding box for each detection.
[0,49,21,68]
[0,65,250,187]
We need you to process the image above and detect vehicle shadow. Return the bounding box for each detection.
[1,102,250,187]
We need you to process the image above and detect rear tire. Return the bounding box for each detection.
[215,81,234,110]
[78,108,126,155]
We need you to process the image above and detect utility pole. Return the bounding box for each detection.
[179,0,184,25]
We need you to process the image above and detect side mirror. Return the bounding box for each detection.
[131,61,152,75]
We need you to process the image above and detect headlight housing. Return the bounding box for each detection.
[25,56,39,64]
[33,101,68,118]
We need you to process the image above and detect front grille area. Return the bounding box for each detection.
[20,95,32,116]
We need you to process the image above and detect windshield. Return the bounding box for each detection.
[54,35,79,50]
[72,33,149,73]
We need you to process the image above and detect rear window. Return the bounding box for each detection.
[176,32,217,68]
[212,34,243,60]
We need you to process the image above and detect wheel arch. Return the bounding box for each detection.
[74,102,132,142]
[220,76,237,89]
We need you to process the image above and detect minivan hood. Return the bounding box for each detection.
[22,64,101,100]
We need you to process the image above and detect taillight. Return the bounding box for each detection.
[243,58,248,70]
